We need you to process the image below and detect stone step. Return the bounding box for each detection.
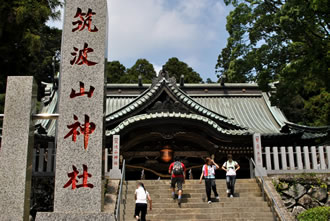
[125,179,256,185]
[124,201,269,208]
[125,183,259,189]
[123,218,275,221]
[124,207,272,214]
[125,188,261,194]
[118,197,265,204]
[122,212,274,220]
[129,192,262,199]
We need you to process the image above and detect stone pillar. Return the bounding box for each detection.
[326,146,330,170]
[296,146,303,170]
[265,146,272,170]
[318,146,326,170]
[37,0,113,219]
[0,76,36,221]
[253,133,263,167]
[273,146,279,170]
[311,146,317,169]
[109,135,122,179]
[280,146,287,170]
[288,146,295,170]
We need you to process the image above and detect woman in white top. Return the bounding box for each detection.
[134,182,152,221]
[221,154,240,198]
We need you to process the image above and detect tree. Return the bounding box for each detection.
[121,59,156,83]
[206,78,215,83]
[216,0,330,126]
[106,61,126,83]
[163,57,202,83]
[0,0,62,94]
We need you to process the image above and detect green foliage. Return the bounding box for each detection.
[124,59,156,83]
[298,206,330,221]
[163,57,202,83]
[106,61,126,83]
[206,78,215,83]
[0,0,62,94]
[216,0,330,126]
[106,59,156,83]
[106,58,202,84]
[276,181,289,191]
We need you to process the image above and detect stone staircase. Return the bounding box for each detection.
[118,179,275,221]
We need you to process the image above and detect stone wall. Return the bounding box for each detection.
[272,174,330,220]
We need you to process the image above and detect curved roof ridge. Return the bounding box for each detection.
[105,75,249,130]
[165,80,248,129]
[105,112,250,136]
[261,92,287,127]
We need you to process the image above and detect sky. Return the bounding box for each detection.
[47,0,232,81]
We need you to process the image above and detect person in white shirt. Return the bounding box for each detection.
[134,182,152,221]
[199,157,220,204]
[221,154,240,198]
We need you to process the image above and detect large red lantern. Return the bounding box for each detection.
[160,146,173,163]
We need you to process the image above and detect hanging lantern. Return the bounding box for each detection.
[160,145,173,163]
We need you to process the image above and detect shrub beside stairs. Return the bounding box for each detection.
[105,179,276,221]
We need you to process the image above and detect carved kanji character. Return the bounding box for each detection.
[70,81,95,98]
[72,8,98,32]
[70,43,97,66]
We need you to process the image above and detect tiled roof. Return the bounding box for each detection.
[105,77,247,130]
[29,76,329,141]
[106,112,250,136]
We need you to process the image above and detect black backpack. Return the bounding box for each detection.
[172,161,183,175]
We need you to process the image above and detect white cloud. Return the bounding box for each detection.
[108,0,226,61]
[47,0,230,80]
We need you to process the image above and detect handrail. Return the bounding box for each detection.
[250,158,286,221]
[115,160,126,221]
[126,164,204,178]
[0,113,59,120]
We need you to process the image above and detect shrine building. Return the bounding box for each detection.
[29,71,329,179]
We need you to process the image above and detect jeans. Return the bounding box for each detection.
[205,178,218,201]
[226,175,236,196]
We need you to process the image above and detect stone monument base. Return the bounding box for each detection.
[109,169,122,179]
[36,212,115,221]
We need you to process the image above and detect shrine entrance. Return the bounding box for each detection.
[106,116,254,180]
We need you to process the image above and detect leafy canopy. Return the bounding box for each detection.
[106,58,203,84]
[216,0,330,126]
[0,0,63,93]
[0,0,62,115]
[107,59,156,84]
[163,57,202,83]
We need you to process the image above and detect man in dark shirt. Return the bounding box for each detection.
[168,157,186,206]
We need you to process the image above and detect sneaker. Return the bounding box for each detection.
[226,189,230,194]
[172,194,175,200]
[215,196,220,200]
[208,201,212,204]
[230,194,234,198]
[178,198,182,207]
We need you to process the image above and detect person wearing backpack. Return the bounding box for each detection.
[134,182,152,221]
[199,157,220,204]
[221,154,240,198]
[168,156,186,206]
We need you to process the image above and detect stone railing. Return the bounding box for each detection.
[263,146,330,174]
[32,145,112,176]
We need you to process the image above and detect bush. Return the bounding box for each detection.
[298,206,330,221]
